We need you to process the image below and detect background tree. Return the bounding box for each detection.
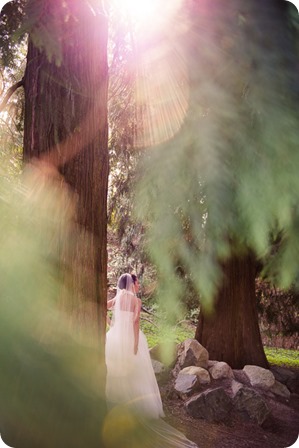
[0,0,26,176]
[1,0,109,446]
[136,0,299,368]
[107,7,148,287]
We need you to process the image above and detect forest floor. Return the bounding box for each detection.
[161,367,299,448]
[107,235,298,446]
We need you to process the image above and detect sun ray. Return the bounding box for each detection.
[110,0,188,147]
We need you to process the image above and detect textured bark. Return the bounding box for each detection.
[195,254,268,369]
[19,5,109,446]
[23,3,108,344]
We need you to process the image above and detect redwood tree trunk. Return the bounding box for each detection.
[18,3,109,446]
[195,254,268,369]
[23,2,108,343]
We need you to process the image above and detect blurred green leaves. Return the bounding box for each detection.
[0,163,105,447]
[135,0,299,314]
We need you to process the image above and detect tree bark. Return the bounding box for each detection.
[13,3,109,446]
[23,2,108,343]
[195,254,268,369]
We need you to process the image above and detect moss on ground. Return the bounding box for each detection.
[140,313,299,368]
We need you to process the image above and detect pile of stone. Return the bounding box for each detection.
[151,338,298,425]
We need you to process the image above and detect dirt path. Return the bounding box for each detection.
[162,385,299,448]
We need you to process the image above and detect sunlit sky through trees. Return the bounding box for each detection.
[111,0,189,147]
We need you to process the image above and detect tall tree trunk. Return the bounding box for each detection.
[15,3,109,446]
[23,2,108,342]
[195,254,268,369]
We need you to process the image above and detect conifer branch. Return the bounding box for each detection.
[0,78,24,114]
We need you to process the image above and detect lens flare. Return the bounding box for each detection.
[111,0,188,147]
[112,0,160,25]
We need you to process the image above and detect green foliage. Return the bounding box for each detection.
[264,347,299,368]
[0,59,26,175]
[136,0,299,315]
[140,312,299,368]
[0,165,106,447]
[140,313,195,349]
[22,0,64,65]
[1,0,107,68]
[0,1,27,155]
[0,0,26,68]
[107,6,148,280]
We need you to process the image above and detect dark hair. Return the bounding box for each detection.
[117,274,129,290]
[131,274,137,284]
[117,273,137,290]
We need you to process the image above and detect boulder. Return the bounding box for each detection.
[180,366,211,385]
[185,387,232,422]
[208,360,218,368]
[209,362,234,380]
[270,366,296,384]
[231,381,271,425]
[151,359,166,375]
[269,380,291,399]
[286,375,299,394]
[243,365,275,389]
[174,373,199,398]
[177,339,209,369]
[271,366,299,394]
[232,369,252,386]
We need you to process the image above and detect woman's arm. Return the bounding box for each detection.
[107,298,115,310]
[133,298,142,355]
[106,314,112,327]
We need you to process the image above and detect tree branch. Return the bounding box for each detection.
[140,315,159,328]
[141,305,157,317]
[0,79,24,114]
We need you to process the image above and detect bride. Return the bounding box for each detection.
[105,273,198,448]
[106,273,164,418]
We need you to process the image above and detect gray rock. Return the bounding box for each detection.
[177,339,209,369]
[243,365,275,389]
[270,366,296,384]
[151,359,166,375]
[232,369,251,386]
[286,375,299,394]
[271,366,299,394]
[185,387,232,422]
[180,366,211,385]
[209,362,234,380]
[174,373,199,398]
[270,380,291,399]
[208,360,218,368]
[231,380,271,425]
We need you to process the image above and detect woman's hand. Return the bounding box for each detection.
[133,298,141,355]
[134,341,138,355]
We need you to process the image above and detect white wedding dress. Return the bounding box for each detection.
[105,289,164,418]
[105,274,198,448]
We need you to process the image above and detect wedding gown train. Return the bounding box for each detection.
[105,285,198,448]
[106,307,164,418]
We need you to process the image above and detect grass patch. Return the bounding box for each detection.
[264,347,299,368]
[140,314,194,348]
[141,314,299,369]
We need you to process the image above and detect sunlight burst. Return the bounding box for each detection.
[113,0,160,25]
[111,0,188,147]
